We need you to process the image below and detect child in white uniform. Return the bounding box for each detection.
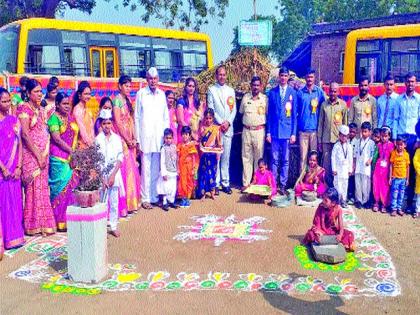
[157,128,178,211]
[331,125,353,208]
[354,121,375,209]
[95,109,125,237]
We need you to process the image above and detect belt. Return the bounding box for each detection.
[244,125,265,131]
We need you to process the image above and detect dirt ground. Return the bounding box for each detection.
[1,190,419,315]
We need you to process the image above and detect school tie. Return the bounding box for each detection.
[281,87,286,103]
[382,96,389,127]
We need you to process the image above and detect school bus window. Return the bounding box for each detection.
[91,50,101,77]
[62,31,86,45]
[105,50,116,78]
[63,47,88,76]
[182,40,206,52]
[26,45,61,75]
[183,53,207,70]
[0,25,19,73]
[356,40,380,52]
[28,29,61,45]
[152,38,181,50]
[119,34,151,48]
[88,32,115,43]
[391,38,419,51]
[120,49,151,77]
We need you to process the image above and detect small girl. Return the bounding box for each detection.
[196,108,221,200]
[94,97,113,135]
[372,126,394,213]
[303,188,355,251]
[157,128,178,211]
[371,127,382,172]
[295,150,327,198]
[177,126,199,207]
[95,109,124,237]
[249,159,277,202]
[389,136,410,216]
[165,90,178,143]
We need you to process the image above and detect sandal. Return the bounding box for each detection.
[390,210,397,217]
[397,210,404,216]
[380,207,387,214]
[413,213,419,218]
[141,202,153,210]
[372,204,379,212]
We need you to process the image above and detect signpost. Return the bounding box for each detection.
[238,20,273,47]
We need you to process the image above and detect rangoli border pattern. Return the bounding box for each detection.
[7,207,400,298]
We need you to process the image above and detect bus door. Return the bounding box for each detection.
[355,53,380,83]
[89,47,119,78]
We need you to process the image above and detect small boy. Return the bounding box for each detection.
[331,125,353,208]
[414,122,420,218]
[354,122,376,209]
[347,123,358,203]
[95,109,124,237]
[157,128,178,211]
[389,136,410,217]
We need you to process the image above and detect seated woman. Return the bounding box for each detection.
[303,188,355,251]
[295,150,327,198]
[249,159,277,202]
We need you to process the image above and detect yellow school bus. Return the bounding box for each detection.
[0,18,213,82]
[343,24,420,84]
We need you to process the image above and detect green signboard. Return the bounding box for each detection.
[239,20,273,46]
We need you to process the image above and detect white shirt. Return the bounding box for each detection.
[134,86,169,153]
[95,131,124,191]
[207,83,236,137]
[332,141,353,179]
[354,137,375,176]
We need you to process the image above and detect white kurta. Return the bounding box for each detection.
[156,145,178,204]
[95,131,125,230]
[134,86,169,153]
[332,141,353,203]
[354,137,375,176]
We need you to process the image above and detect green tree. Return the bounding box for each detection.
[0,0,230,31]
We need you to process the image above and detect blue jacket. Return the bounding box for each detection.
[297,85,325,132]
[266,85,297,140]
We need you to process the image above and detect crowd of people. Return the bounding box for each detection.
[0,64,419,257]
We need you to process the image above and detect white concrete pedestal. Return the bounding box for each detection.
[67,203,108,283]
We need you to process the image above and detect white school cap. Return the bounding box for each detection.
[147,67,159,78]
[339,125,349,136]
[99,108,112,120]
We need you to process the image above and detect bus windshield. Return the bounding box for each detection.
[0,25,19,73]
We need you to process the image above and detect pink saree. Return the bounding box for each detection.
[18,104,56,235]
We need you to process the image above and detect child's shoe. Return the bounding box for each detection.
[397,210,404,216]
[390,210,397,216]
[372,204,379,212]
[162,203,170,212]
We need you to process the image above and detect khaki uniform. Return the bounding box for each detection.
[317,98,348,185]
[349,94,377,130]
[240,92,267,186]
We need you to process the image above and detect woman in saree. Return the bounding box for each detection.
[166,90,178,143]
[41,82,58,113]
[48,93,79,231]
[0,88,25,249]
[295,150,328,198]
[17,79,56,235]
[72,81,94,149]
[176,77,204,141]
[113,75,141,213]
[303,188,355,251]
[196,108,221,200]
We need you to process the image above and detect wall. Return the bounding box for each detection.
[310,33,347,84]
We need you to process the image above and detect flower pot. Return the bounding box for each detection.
[74,190,100,208]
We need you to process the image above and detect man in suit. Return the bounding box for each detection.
[207,65,237,194]
[266,66,297,195]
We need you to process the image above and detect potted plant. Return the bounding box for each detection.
[71,144,111,208]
